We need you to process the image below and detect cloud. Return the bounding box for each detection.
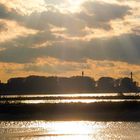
[0,30,56,49]
[24,57,89,74]
[77,1,132,30]
[0,3,22,21]
[0,2,84,34]
[1,58,140,83]
[82,1,131,21]
[0,1,133,37]
[24,10,86,37]
[0,32,139,64]
[25,1,132,31]
[132,26,140,35]
[117,0,139,2]
[44,0,67,5]
[86,59,140,80]
[0,21,7,32]
[0,19,37,43]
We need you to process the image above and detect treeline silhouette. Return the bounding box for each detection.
[0,75,138,94]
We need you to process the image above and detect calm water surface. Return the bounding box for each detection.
[0,121,140,140]
[0,93,140,139]
[2,93,138,98]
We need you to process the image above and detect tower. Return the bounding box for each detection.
[130,72,133,82]
[82,71,84,77]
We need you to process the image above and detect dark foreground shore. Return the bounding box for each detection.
[0,101,140,121]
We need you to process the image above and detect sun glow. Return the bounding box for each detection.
[50,121,93,135]
[34,121,103,140]
[68,0,85,6]
[66,0,86,12]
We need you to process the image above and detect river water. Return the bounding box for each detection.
[0,93,140,139]
[0,93,140,104]
[0,121,140,140]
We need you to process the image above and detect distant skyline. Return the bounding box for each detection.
[0,0,140,82]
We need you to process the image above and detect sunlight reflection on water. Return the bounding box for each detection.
[1,99,140,104]
[20,99,140,104]
[0,121,140,140]
[2,93,139,98]
[1,93,140,104]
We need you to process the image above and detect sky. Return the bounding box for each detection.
[0,0,139,83]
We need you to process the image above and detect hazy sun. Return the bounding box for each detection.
[14,0,86,13]
[68,0,85,5]
[67,0,86,12]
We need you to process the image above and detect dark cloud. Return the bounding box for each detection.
[0,33,139,64]
[0,3,22,21]
[24,10,86,36]
[0,1,138,66]
[77,11,112,30]
[82,1,131,21]
[25,1,131,31]
[77,1,131,30]
[0,1,132,34]
[0,30,57,50]
[0,5,80,36]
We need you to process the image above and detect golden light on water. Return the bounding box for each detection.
[47,121,93,135]
[36,121,102,140]
[4,121,104,140]
[1,121,140,139]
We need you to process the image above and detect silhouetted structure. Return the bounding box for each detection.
[0,75,139,94]
[97,77,115,92]
[131,72,133,81]
[119,77,138,92]
[82,71,84,77]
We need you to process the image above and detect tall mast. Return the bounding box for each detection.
[130,72,133,81]
[82,71,84,77]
